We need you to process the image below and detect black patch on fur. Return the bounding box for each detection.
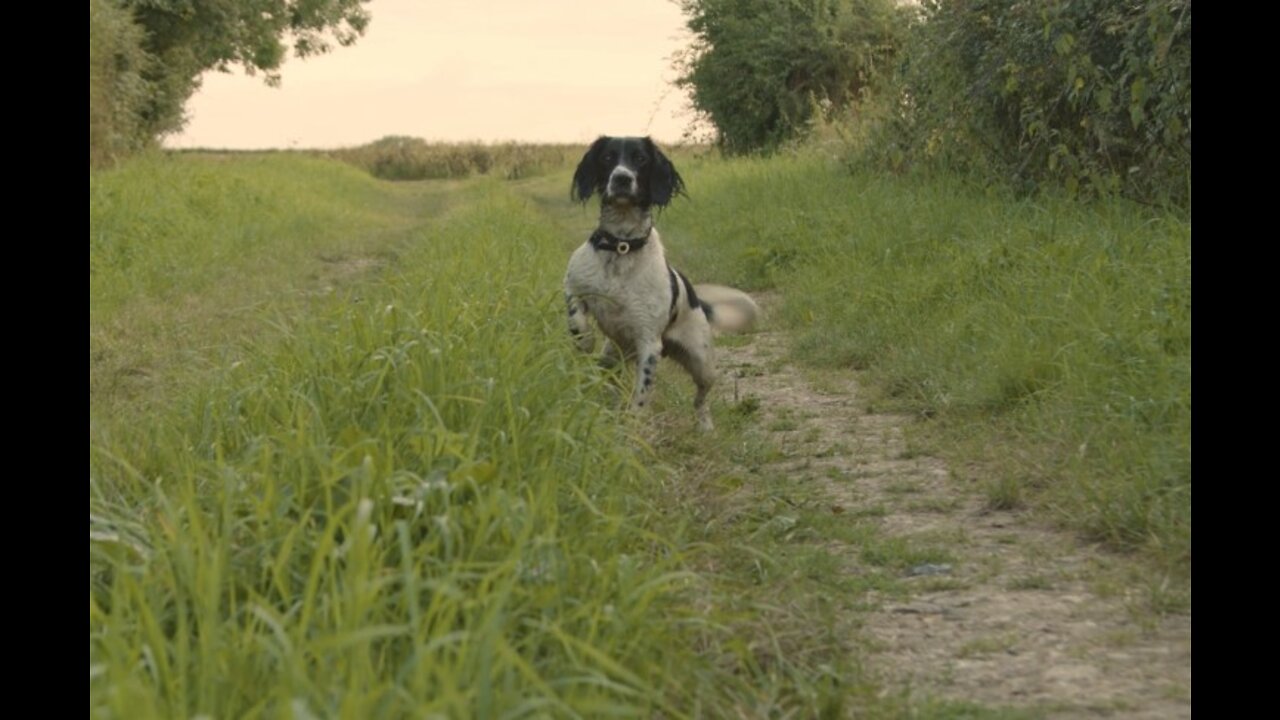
[678,272,701,310]
[699,300,714,320]
[644,138,685,208]
[571,137,609,203]
[667,266,680,317]
[570,136,686,210]
[662,338,689,363]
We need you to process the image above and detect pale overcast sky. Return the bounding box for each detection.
[166,0,695,149]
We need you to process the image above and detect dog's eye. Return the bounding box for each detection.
[632,153,648,166]
[602,152,617,165]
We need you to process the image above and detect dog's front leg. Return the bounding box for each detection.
[631,340,662,410]
[599,339,623,369]
[565,294,594,353]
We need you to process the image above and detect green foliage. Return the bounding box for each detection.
[870,0,1191,204]
[90,1,371,162]
[676,0,906,153]
[327,137,579,181]
[90,0,155,165]
[124,0,370,84]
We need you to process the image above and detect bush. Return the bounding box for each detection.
[90,1,370,164]
[326,138,579,181]
[675,0,906,154]
[90,0,153,165]
[870,0,1191,204]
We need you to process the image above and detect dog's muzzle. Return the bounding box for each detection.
[607,168,638,199]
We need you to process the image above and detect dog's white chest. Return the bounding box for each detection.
[564,242,671,349]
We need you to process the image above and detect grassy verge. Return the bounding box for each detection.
[91,149,1184,718]
[92,167,698,716]
[90,152,457,415]
[650,151,1191,577]
[92,154,927,718]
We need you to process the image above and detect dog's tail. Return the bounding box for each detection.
[695,284,759,333]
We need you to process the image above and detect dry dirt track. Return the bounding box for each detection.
[721,301,1191,718]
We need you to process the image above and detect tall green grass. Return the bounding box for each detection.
[90,152,420,318]
[90,152,461,418]
[90,149,1187,718]
[91,176,716,717]
[91,155,884,717]
[657,151,1191,571]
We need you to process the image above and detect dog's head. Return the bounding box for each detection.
[571,136,685,210]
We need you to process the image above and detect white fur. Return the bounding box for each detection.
[564,136,758,430]
[693,284,760,333]
[607,166,637,197]
[564,224,757,431]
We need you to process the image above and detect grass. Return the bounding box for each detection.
[652,150,1191,576]
[90,151,423,317]
[90,158,739,717]
[91,146,1189,717]
[956,635,1019,659]
[90,153,929,718]
[90,151,452,415]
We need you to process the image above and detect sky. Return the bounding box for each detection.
[166,0,697,150]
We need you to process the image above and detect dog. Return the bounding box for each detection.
[563,136,759,431]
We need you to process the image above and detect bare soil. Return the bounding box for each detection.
[721,305,1191,718]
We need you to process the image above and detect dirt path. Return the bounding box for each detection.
[722,303,1191,718]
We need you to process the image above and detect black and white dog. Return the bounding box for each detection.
[563,136,758,431]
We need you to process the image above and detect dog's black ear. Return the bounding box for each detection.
[645,137,685,208]
[571,136,609,203]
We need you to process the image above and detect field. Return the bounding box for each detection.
[90,148,1190,717]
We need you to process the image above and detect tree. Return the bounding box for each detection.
[675,0,905,153]
[91,0,154,163]
[119,0,372,138]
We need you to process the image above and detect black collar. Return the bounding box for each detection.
[589,226,652,255]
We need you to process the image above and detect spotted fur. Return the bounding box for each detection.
[563,136,759,431]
